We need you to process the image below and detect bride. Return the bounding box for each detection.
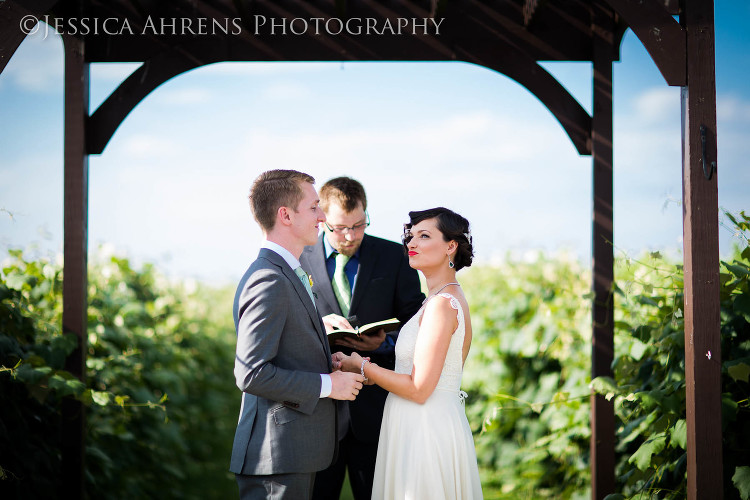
[339,207,482,500]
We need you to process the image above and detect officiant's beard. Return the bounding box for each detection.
[330,237,362,257]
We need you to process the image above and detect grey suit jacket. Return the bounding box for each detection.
[230,248,336,475]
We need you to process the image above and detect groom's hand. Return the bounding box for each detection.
[331,351,347,371]
[329,371,364,401]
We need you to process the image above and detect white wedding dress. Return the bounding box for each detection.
[371,293,483,500]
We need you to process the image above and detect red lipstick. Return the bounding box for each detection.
[408,251,418,256]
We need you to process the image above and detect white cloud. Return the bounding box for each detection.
[156,87,213,105]
[633,87,680,124]
[260,82,312,101]
[717,94,750,123]
[236,110,580,177]
[119,135,180,157]
[1,32,63,93]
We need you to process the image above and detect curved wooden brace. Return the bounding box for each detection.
[87,43,223,155]
[603,0,686,86]
[0,0,58,75]
[462,46,593,156]
[503,61,592,156]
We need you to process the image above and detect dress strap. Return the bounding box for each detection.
[435,293,462,314]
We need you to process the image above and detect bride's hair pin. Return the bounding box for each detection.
[402,224,413,247]
[463,232,472,245]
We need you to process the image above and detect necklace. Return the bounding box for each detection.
[423,282,460,304]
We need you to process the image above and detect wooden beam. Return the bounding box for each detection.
[61,32,89,498]
[603,0,686,86]
[0,0,58,75]
[660,0,681,16]
[523,0,542,27]
[590,2,615,498]
[81,0,598,63]
[680,0,722,497]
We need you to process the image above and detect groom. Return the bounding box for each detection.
[230,169,365,499]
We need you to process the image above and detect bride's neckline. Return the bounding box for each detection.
[423,282,460,304]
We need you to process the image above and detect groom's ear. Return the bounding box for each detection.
[277,206,293,226]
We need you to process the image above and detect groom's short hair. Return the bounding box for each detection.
[250,169,315,231]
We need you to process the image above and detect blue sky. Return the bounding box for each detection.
[1,3,748,283]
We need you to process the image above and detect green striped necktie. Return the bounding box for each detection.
[332,253,352,316]
[294,266,316,308]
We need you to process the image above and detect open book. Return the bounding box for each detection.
[327,318,401,342]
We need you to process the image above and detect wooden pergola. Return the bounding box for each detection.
[0,0,722,498]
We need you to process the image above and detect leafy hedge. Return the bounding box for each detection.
[597,212,750,499]
[0,249,239,499]
[461,253,593,499]
[461,211,750,499]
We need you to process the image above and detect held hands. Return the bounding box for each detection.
[331,351,347,371]
[338,352,376,385]
[340,351,364,373]
[330,352,367,399]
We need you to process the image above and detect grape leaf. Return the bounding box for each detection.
[733,466,750,500]
[629,432,667,471]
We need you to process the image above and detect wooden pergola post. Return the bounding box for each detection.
[680,0,723,497]
[590,2,615,499]
[61,32,89,499]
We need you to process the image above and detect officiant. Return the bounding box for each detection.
[300,176,424,500]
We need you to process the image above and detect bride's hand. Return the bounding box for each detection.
[341,352,364,373]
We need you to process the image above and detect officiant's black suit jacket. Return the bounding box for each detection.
[300,233,425,442]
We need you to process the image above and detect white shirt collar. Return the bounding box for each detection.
[261,240,301,270]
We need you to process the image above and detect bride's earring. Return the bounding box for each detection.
[448,258,455,269]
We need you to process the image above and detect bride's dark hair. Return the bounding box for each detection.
[402,207,474,271]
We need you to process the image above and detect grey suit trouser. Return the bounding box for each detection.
[236,472,316,500]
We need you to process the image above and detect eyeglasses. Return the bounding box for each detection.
[324,212,370,234]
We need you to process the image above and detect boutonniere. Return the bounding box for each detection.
[307,273,314,287]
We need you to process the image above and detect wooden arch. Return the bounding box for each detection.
[0,0,721,498]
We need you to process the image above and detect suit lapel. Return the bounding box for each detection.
[349,234,377,314]
[305,235,342,315]
[260,249,328,347]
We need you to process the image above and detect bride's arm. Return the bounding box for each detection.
[345,296,458,404]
